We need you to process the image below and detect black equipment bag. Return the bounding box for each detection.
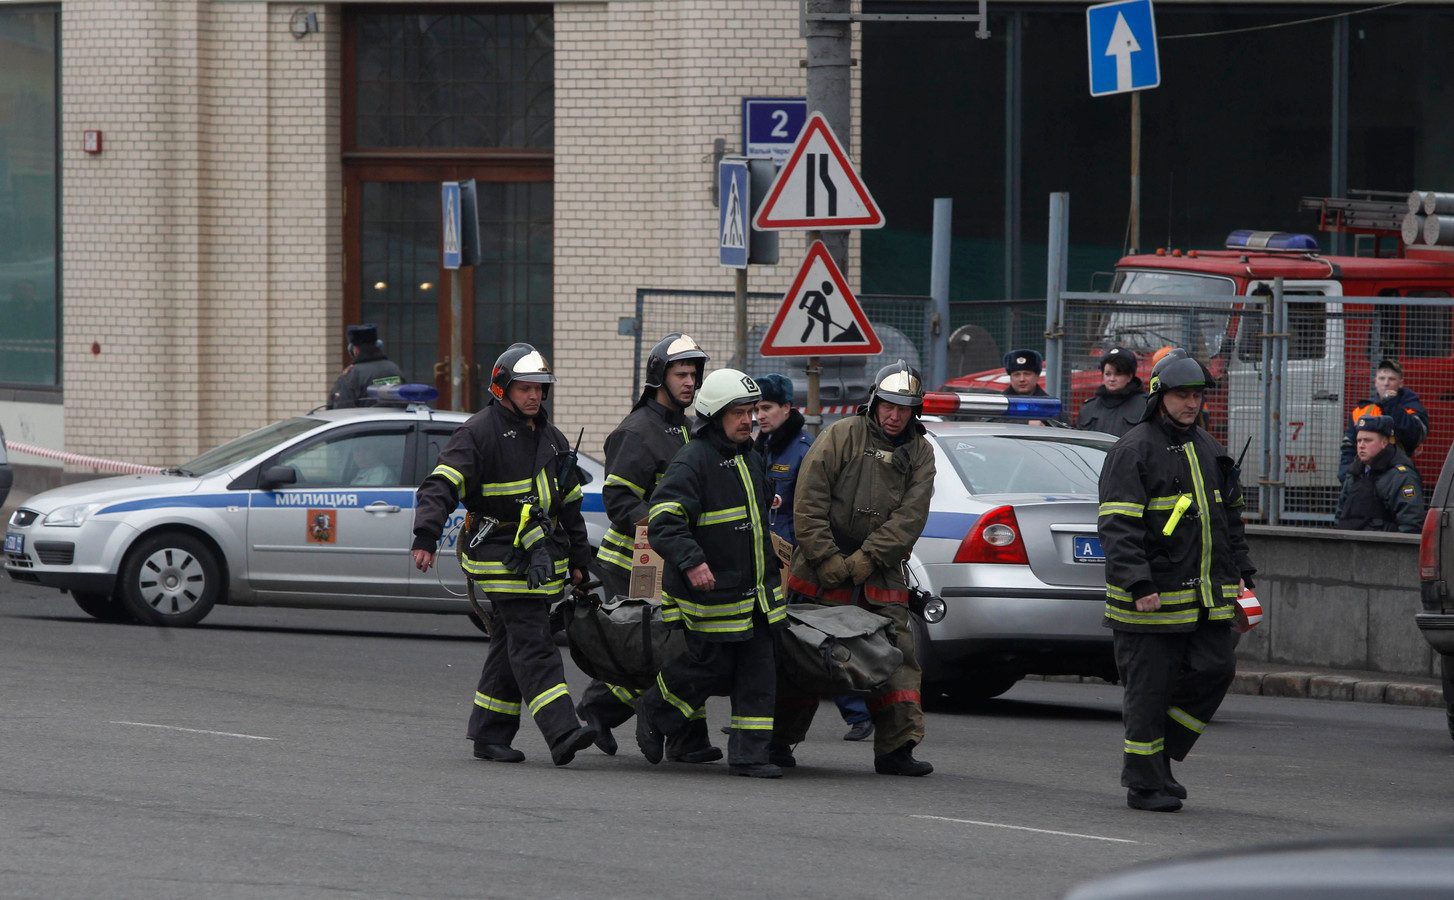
[777,603,904,697]
[562,594,687,691]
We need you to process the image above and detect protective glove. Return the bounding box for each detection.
[525,545,555,590]
[817,554,852,587]
[845,550,875,585]
[502,546,528,574]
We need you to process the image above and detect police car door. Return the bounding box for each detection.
[409,423,469,601]
[247,425,415,601]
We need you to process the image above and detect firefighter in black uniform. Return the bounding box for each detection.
[411,342,598,766]
[575,334,721,763]
[329,323,404,408]
[634,368,787,778]
[1097,348,1256,812]
[1334,414,1425,533]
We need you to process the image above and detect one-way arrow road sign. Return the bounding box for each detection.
[1087,0,1160,97]
[760,241,881,356]
[753,111,884,232]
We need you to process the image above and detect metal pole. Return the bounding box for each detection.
[1269,277,1287,525]
[805,228,823,437]
[450,272,464,411]
[1259,294,1276,524]
[1130,92,1141,253]
[734,268,748,371]
[929,198,952,390]
[1044,193,1070,400]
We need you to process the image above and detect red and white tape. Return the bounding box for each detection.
[8,440,165,475]
[795,405,859,415]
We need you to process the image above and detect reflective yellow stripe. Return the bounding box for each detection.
[657,673,694,718]
[1221,584,1240,598]
[1213,489,1223,502]
[460,557,569,576]
[765,604,787,625]
[686,617,753,634]
[687,707,706,722]
[698,505,748,526]
[479,478,532,496]
[1099,501,1144,517]
[564,484,583,504]
[1105,607,1203,626]
[475,692,521,716]
[528,683,570,715]
[1167,706,1206,734]
[672,596,756,618]
[596,544,633,570]
[733,454,771,614]
[1124,737,1163,756]
[731,715,774,731]
[1106,583,1133,601]
[432,465,464,490]
[650,500,688,520]
[605,473,646,498]
[1146,495,1181,511]
[608,685,640,706]
[1186,443,1215,607]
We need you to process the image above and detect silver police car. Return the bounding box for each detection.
[4,394,607,627]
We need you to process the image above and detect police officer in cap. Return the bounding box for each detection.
[1097,348,1256,811]
[412,342,598,766]
[998,348,1062,425]
[575,333,722,764]
[1335,414,1424,533]
[329,323,404,409]
[1076,346,1148,437]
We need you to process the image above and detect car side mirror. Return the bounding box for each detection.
[260,465,297,489]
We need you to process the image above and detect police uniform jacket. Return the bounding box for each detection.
[1076,377,1148,437]
[1338,387,1429,479]
[755,408,814,545]
[594,397,692,577]
[1335,443,1424,533]
[788,409,935,594]
[1097,413,1256,632]
[412,399,591,598]
[647,419,785,642]
[329,346,404,409]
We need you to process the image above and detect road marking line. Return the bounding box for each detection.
[911,815,1138,844]
[111,721,278,741]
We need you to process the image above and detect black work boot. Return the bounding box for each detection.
[636,712,665,764]
[550,726,598,767]
[666,720,723,763]
[1127,788,1183,812]
[730,763,783,779]
[1164,761,1187,800]
[575,702,617,756]
[473,742,525,763]
[768,743,797,768]
[874,741,933,776]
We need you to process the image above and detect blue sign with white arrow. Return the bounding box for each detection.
[1086,0,1160,97]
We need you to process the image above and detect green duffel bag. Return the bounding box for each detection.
[562,594,687,691]
[777,603,904,697]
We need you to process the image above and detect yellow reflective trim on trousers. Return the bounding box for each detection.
[432,465,464,490]
[1167,706,1206,734]
[650,500,688,520]
[608,685,640,706]
[657,673,694,718]
[475,692,521,716]
[1185,442,1215,607]
[1124,737,1164,756]
[479,478,532,496]
[698,506,748,526]
[1104,607,1203,626]
[1099,502,1144,517]
[732,716,774,731]
[673,596,756,618]
[605,473,646,498]
[528,683,570,716]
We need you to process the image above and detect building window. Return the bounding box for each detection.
[0,7,59,387]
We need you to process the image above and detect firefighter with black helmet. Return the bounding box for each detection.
[770,359,938,776]
[634,368,787,778]
[1097,348,1256,811]
[574,333,723,763]
[411,342,599,766]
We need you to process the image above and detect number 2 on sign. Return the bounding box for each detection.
[771,109,790,138]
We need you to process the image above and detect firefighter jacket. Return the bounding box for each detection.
[1076,377,1148,437]
[1335,443,1424,533]
[328,346,404,409]
[1338,387,1429,479]
[788,409,936,594]
[594,397,692,577]
[1097,413,1256,632]
[755,408,814,545]
[647,418,785,642]
[412,399,591,598]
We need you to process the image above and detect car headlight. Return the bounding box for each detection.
[43,502,104,527]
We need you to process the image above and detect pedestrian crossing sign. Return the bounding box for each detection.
[760,241,881,357]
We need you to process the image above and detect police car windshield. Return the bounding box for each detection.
[937,434,1109,496]
[172,418,326,476]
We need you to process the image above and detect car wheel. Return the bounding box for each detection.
[72,590,132,623]
[118,532,221,627]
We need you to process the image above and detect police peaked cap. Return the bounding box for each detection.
[755,373,794,405]
[1355,414,1395,438]
[1100,345,1137,374]
[1003,349,1043,375]
[347,323,380,346]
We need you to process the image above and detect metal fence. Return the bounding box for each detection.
[1050,286,1453,525]
[632,289,935,411]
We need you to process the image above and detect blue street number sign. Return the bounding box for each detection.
[1086,0,1160,97]
[742,97,807,169]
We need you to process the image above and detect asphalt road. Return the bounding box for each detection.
[3,579,1452,900]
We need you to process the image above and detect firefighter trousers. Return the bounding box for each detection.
[1113,622,1237,791]
[468,592,582,749]
[577,562,713,751]
[638,609,777,766]
[773,591,925,758]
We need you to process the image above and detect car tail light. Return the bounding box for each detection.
[954,505,1030,565]
[1419,508,1441,581]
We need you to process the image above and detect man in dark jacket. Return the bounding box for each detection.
[998,348,1063,425]
[411,343,598,767]
[634,368,787,778]
[1335,414,1424,533]
[1097,348,1256,812]
[1076,346,1148,437]
[328,323,404,408]
[575,333,720,763]
[1338,358,1429,480]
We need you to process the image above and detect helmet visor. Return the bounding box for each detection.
[509,350,556,383]
[875,368,923,406]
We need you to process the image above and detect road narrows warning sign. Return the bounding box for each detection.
[752,112,885,232]
[760,241,882,357]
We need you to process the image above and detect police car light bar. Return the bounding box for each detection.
[920,391,1062,419]
[1224,230,1320,252]
[366,383,439,404]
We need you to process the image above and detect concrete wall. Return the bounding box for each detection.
[1239,525,1440,678]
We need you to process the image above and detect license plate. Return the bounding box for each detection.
[1072,535,1104,563]
[4,533,23,555]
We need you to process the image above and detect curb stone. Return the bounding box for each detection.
[1024,671,1445,709]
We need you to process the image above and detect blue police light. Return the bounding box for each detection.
[1224,230,1320,252]
[1003,396,1063,419]
[366,383,439,404]
[921,391,1063,419]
